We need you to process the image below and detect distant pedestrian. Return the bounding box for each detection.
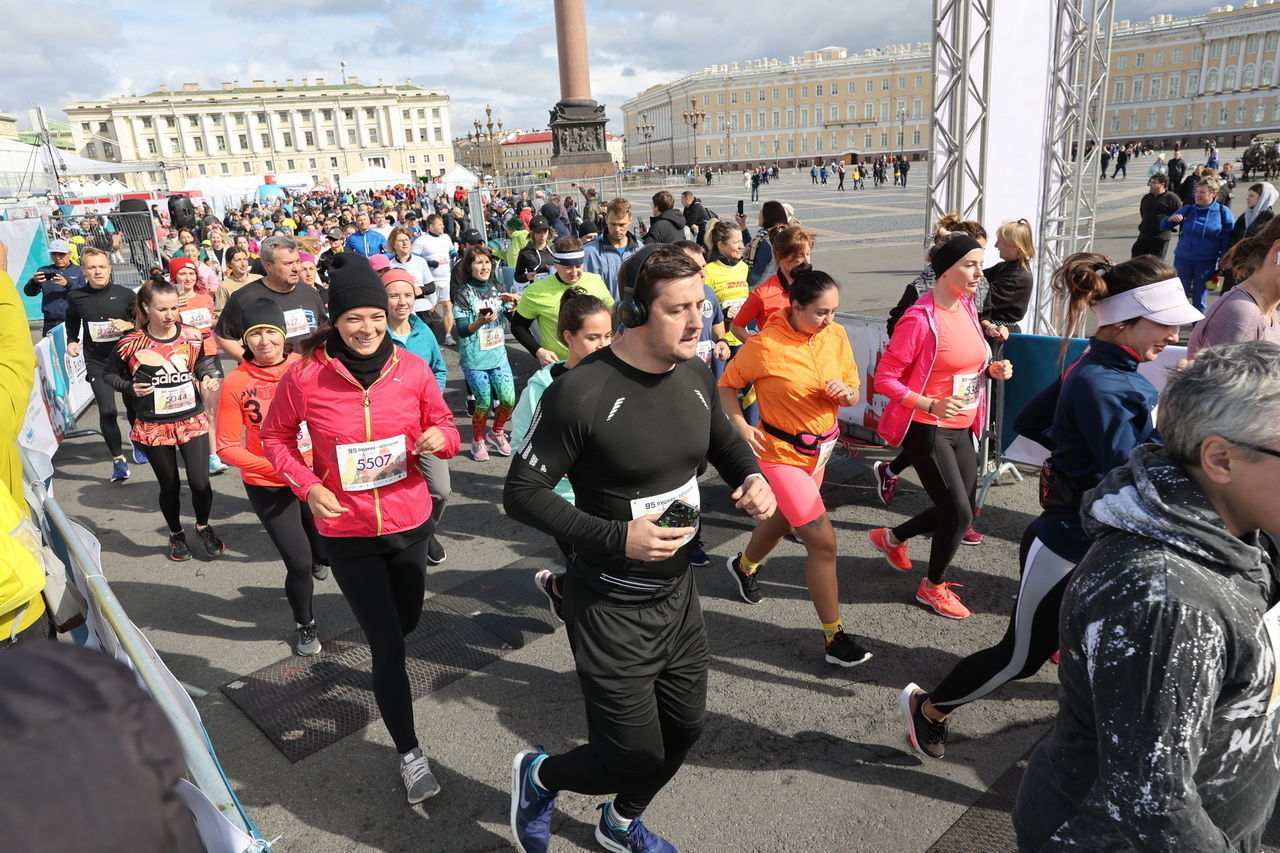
[837,164,846,191]
[899,159,910,188]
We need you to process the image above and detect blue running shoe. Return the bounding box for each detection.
[209,453,228,476]
[110,457,129,483]
[511,748,556,853]
[595,803,678,853]
[131,445,149,465]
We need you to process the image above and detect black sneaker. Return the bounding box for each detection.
[195,524,225,557]
[311,562,330,581]
[426,534,447,566]
[824,630,873,667]
[725,554,763,605]
[688,536,711,567]
[534,569,565,623]
[167,532,191,562]
[900,683,947,759]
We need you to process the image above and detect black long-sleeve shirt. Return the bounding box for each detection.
[504,347,759,601]
[980,260,1033,329]
[1138,189,1183,240]
[65,283,136,364]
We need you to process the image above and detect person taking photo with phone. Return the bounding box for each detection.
[452,246,519,461]
[24,238,86,335]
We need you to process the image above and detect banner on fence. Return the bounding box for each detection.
[20,325,95,477]
[835,313,891,441]
[1,218,48,322]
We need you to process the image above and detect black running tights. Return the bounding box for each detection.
[86,361,136,458]
[327,539,428,755]
[141,434,212,534]
[244,484,325,625]
[891,422,976,584]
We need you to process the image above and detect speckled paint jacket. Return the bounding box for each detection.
[1014,446,1280,852]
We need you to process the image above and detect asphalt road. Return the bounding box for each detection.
[43,151,1232,852]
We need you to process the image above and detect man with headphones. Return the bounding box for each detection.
[504,244,775,853]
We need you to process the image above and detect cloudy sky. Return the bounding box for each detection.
[0,0,1226,135]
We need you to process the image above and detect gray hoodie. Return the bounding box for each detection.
[1014,445,1280,852]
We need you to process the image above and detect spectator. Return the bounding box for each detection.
[23,238,86,335]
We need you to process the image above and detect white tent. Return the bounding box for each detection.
[340,165,411,190]
[0,137,157,178]
[439,164,479,194]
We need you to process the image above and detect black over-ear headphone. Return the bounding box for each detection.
[616,244,665,329]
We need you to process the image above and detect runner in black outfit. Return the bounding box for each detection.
[65,246,139,481]
[505,245,776,853]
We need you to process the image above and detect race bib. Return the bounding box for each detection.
[1262,600,1280,714]
[479,326,505,350]
[696,339,714,366]
[722,297,747,317]
[87,320,122,342]
[629,475,701,546]
[282,308,313,338]
[952,372,982,411]
[815,435,838,471]
[154,382,197,415]
[180,307,213,329]
[297,421,313,455]
[335,434,408,492]
[413,297,434,313]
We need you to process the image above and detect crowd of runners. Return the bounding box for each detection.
[8,165,1280,853]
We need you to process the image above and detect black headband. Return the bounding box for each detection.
[931,235,983,277]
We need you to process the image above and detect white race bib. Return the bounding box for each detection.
[629,475,701,546]
[479,326,505,350]
[815,435,838,470]
[696,339,714,366]
[87,320,123,342]
[297,421,312,455]
[180,307,213,329]
[1262,600,1280,714]
[335,434,408,492]
[282,308,313,338]
[952,372,982,411]
[153,382,197,415]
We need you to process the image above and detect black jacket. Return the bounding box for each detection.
[643,209,687,245]
[980,260,1033,329]
[1014,446,1280,853]
[1139,190,1183,239]
[1168,156,1188,188]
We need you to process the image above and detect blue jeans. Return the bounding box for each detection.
[1174,256,1218,313]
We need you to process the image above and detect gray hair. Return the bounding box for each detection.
[259,235,298,264]
[1161,341,1280,464]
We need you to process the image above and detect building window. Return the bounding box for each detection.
[432,108,440,119]
[348,129,357,144]
[434,128,443,142]
[265,160,274,171]
[880,101,890,121]
[326,130,336,145]
[1245,64,1257,88]
[408,155,416,165]
[220,163,229,174]
[308,158,316,168]
[772,88,780,100]
[299,110,311,121]
[283,132,293,147]
[330,157,339,167]
[1229,38,1240,57]
[1210,42,1222,60]
[912,130,921,145]
[234,114,245,127]
[815,84,823,97]
[1193,45,1203,60]
[1248,35,1260,54]
[1225,67,1237,90]
[140,117,151,129]
[1129,113,1139,131]
[1166,110,1175,129]
[1110,115,1119,132]
[1114,80,1125,101]
[1206,68,1219,91]
[1153,50,1164,66]
[322,109,333,121]
[1269,34,1279,51]
[343,109,354,120]
[261,133,270,147]
[364,108,375,119]
[1135,53,1145,68]
[146,138,157,154]
[255,112,267,124]
[1168,76,1180,98]
[215,135,225,151]
[1264,62,1276,87]
[304,131,314,146]
[863,79,872,93]
[186,115,197,127]
[881,78,890,91]
[1183,108,1192,130]
[915,74,924,88]
[1132,79,1143,99]
[287,159,295,170]
[744,90,753,103]
[243,161,251,172]
[786,109,794,127]
[1188,71,1200,93]
[898,76,906,89]
[831,82,840,95]
[1238,105,1247,122]
[1150,78,1161,99]
[1273,103,1280,121]
[913,96,923,118]
[103,142,114,158]
[864,132,872,148]
[716,93,724,105]
[1146,111,1156,130]
[815,136,822,152]
[238,134,248,148]
[1219,106,1229,124]
[1257,104,1266,122]
[800,86,808,98]
[1173,48,1183,63]
[880,131,889,147]
[801,108,809,125]
[745,113,753,130]
[864,102,874,119]
[169,137,179,152]
[786,137,794,153]
[1116,55,1127,70]
[193,137,203,152]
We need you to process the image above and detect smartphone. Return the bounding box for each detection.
[656,499,700,529]
[737,199,745,217]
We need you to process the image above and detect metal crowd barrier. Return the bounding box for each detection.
[19,449,267,851]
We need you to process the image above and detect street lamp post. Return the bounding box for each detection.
[637,112,655,169]
[681,98,707,175]
[472,105,505,181]
[897,107,907,162]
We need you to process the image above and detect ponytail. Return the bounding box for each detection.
[1051,252,1176,362]
[1220,215,1280,283]
[133,276,178,329]
[557,285,610,343]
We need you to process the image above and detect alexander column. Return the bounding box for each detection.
[548,0,615,178]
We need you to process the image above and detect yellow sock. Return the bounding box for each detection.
[739,554,762,574]
[822,620,843,641]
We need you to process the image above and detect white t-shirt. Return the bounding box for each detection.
[412,232,453,286]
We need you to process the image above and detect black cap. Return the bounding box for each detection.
[240,298,287,343]
[326,228,344,240]
[327,252,389,320]
[460,228,484,245]
[529,215,550,231]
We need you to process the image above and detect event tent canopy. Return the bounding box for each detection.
[340,165,411,190]
[0,137,157,178]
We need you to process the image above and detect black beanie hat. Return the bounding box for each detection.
[327,252,389,320]
[239,297,287,343]
[931,234,983,278]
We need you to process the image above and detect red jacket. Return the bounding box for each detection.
[261,345,459,538]
[215,353,307,488]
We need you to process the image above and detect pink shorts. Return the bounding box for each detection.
[758,459,827,527]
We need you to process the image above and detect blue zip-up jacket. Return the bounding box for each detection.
[343,229,389,258]
[23,264,87,322]
[1160,201,1234,262]
[388,313,448,392]
[1014,338,1158,562]
[582,233,640,301]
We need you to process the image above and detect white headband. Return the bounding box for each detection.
[553,250,585,266]
[1094,277,1203,327]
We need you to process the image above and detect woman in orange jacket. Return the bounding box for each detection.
[717,270,872,668]
[216,298,328,657]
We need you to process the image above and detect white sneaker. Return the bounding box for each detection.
[400,747,441,804]
[444,334,457,347]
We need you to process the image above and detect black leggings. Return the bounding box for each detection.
[327,538,428,755]
[892,422,977,583]
[244,484,326,625]
[929,529,1078,713]
[86,361,136,458]
[141,433,212,534]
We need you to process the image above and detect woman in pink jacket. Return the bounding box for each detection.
[869,235,1013,619]
[261,252,459,806]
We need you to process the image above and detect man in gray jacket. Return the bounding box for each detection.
[1015,341,1280,852]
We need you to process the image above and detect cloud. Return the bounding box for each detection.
[621,67,636,78]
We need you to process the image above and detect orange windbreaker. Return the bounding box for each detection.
[216,353,310,487]
[718,311,859,467]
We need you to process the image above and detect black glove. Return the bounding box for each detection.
[427,259,439,269]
